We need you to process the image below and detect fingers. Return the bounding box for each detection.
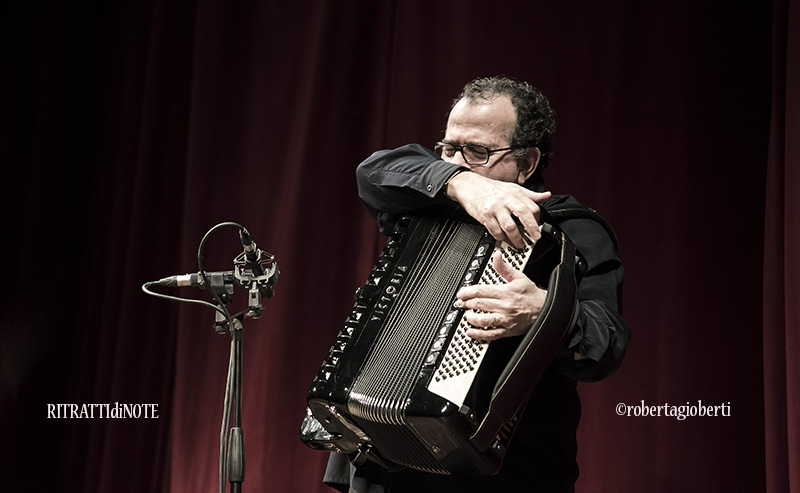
[457,252,542,341]
[457,255,516,336]
[512,191,549,239]
[498,214,528,248]
[482,217,511,248]
[510,208,539,241]
[462,307,502,328]
[465,326,508,342]
[456,252,521,305]
[463,310,526,341]
[528,190,552,204]
[456,285,507,337]
[454,175,550,248]
[463,311,507,342]
[493,250,523,283]
[484,208,535,248]
[463,309,530,341]
[493,189,550,247]
[456,282,505,310]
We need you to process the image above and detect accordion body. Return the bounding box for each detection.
[302,211,582,476]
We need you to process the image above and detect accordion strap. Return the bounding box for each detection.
[542,202,620,253]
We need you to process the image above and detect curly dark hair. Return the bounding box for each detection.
[451,76,557,169]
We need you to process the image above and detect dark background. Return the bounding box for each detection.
[2,1,797,492]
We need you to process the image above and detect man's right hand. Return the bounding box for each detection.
[445,171,551,249]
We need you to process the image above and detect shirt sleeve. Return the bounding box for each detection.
[356,143,468,234]
[550,202,630,382]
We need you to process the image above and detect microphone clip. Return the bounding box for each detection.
[233,247,280,319]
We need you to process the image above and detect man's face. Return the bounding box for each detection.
[442,95,529,184]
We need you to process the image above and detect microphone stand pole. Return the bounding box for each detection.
[209,273,247,493]
[225,283,264,492]
[227,316,245,493]
[222,253,275,492]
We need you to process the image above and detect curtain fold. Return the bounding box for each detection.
[764,1,800,491]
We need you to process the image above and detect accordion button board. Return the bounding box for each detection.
[426,233,534,407]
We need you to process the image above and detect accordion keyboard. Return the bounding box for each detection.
[427,235,535,406]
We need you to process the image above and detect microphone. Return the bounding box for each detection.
[142,222,279,327]
[157,271,236,288]
[239,229,265,277]
[238,229,279,299]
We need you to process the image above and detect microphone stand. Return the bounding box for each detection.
[142,222,278,493]
[227,316,245,493]
[216,268,275,493]
[205,274,246,493]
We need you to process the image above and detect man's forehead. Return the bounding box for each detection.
[446,95,516,143]
[455,93,513,110]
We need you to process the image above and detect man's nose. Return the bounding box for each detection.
[446,149,468,166]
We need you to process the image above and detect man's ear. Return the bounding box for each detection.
[516,147,542,184]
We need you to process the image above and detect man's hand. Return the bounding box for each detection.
[445,171,551,249]
[456,252,548,341]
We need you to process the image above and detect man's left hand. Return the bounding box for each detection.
[456,251,547,341]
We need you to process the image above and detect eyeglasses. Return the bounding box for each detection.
[434,142,524,166]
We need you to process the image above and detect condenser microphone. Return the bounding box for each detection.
[237,228,279,298]
[239,229,266,277]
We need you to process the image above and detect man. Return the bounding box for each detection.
[324,76,629,492]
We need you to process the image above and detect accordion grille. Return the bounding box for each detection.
[348,218,484,425]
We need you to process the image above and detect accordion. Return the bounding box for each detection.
[301,211,582,476]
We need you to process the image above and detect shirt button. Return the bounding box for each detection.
[426,184,433,192]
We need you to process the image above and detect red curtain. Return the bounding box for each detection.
[764,1,800,492]
[2,1,795,492]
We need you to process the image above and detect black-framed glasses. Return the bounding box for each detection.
[433,142,524,165]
